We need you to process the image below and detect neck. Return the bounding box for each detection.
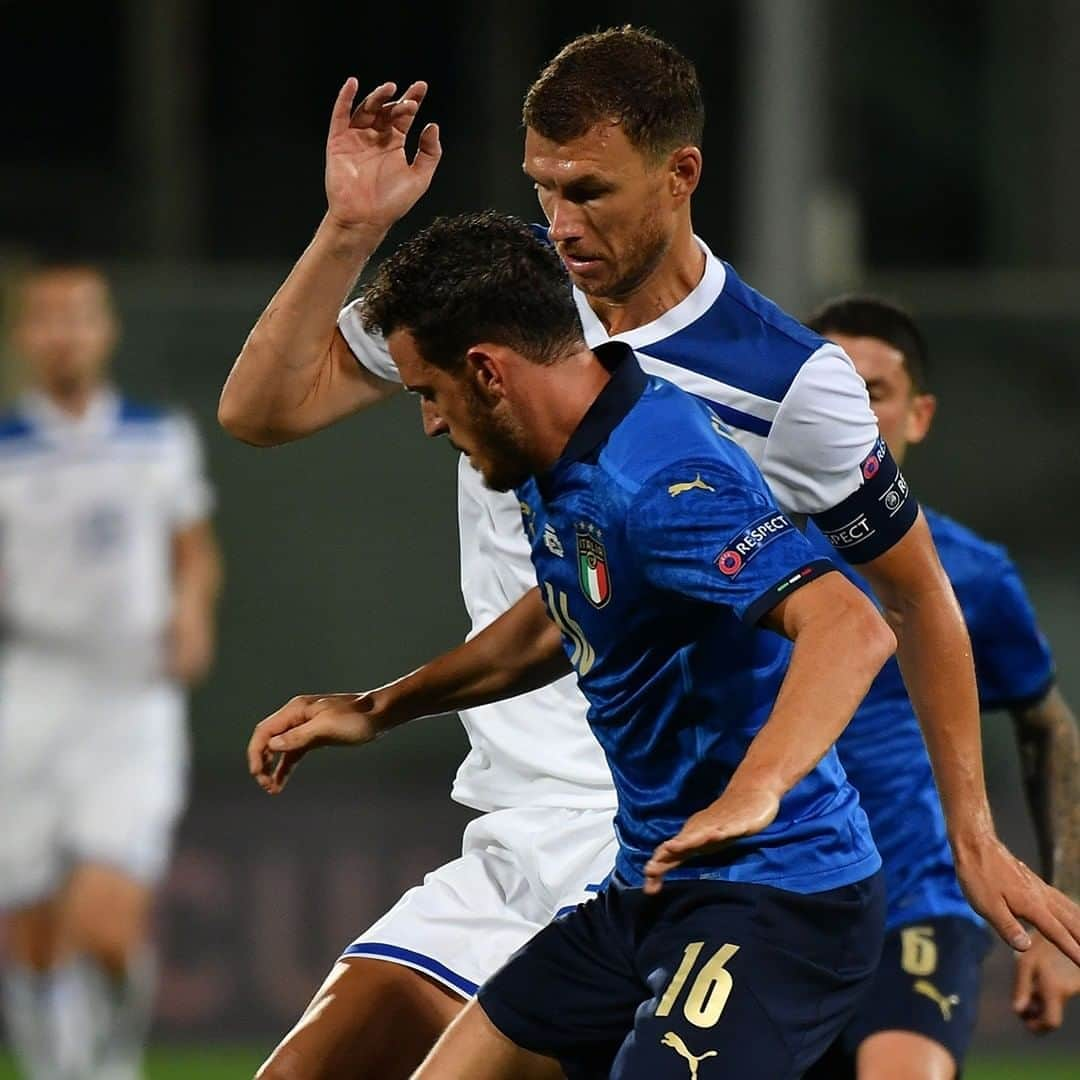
[42,381,98,419]
[518,347,612,472]
[587,219,705,336]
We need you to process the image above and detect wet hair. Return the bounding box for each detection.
[806,295,931,393]
[360,211,583,371]
[523,26,704,159]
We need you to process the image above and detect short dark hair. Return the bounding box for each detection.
[806,295,931,392]
[361,212,584,372]
[523,26,704,159]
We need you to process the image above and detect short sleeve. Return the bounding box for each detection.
[627,461,835,624]
[968,561,1055,709]
[166,413,214,528]
[761,345,880,516]
[337,297,402,384]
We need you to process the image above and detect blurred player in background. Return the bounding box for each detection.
[220,27,1080,1079]
[0,266,221,1080]
[803,296,1080,1080]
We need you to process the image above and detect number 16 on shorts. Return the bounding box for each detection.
[657,942,740,1027]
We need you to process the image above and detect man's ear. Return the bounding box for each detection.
[465,344,512,403]
[905,392,937,447]
[669,146,703,202]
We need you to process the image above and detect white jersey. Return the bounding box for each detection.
[338,237,879,812]
[0,388,213,688]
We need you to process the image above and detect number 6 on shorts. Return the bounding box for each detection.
[655,942,740,1028]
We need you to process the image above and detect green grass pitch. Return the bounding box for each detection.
[2,1048,1079,1078]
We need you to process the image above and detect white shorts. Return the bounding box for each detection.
[341,804,618,996]
[0,661,188,909]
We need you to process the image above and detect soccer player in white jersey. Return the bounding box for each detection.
[220,28,1080,1079]
[0,266,221,1080]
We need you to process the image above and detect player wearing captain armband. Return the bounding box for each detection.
[250,210,897,1079]
[219,26,1080,1079]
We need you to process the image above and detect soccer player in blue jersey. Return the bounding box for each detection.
[223,26,1080,1077]
[250,211,898,1078]
[800,297,1080,1079]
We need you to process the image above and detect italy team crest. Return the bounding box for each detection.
[576,523,611,607]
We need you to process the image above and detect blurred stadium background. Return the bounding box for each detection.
[1,0,1077,1074]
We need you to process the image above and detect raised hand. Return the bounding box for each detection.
[247,691,385,794]
[643,787,780,895]
[324,77,442,234]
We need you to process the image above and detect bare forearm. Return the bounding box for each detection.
[372,588,571,732]
[862,516,993,846]
[735,583,895,798]
[891,584,992,848]
[1013,688,1080,900]
[218,216,390,444]
[173,524,222,616]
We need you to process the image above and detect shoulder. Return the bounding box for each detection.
[926,507,1014,584]
[926,507,1026,622]
[646,260,829,405]
[601,379,774,524]
[0,409,35,443]
[0,408,42,461]
[604,377,758,487]
[115,397,202,452]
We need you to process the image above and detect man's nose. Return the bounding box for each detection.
[547,199,585,244]
[420,399,448,438]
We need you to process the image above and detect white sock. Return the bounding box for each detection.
[2,961,97,1080]
[88,950,157,1080]
[3,964,52,1079]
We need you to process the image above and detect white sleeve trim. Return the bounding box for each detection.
[761,344,880,517]
[337,297,402,384]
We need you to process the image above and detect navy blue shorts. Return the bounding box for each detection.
[804,915,991,1078]
[477,872,885,1079]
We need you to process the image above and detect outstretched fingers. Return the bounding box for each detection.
[411,123,442,183]
[328,77,362,140]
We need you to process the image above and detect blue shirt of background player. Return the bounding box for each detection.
[807,513,1055,930]
[516,342,881,892]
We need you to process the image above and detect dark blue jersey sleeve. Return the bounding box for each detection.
[965,560,1055,710]
[627,460,835,624]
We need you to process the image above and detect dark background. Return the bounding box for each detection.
[1,0,1077,1056]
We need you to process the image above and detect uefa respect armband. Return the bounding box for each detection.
[812,438,920,564]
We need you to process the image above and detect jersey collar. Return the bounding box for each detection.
[539,342,647,495]
[21,386,121,441]
[573,235,727,350]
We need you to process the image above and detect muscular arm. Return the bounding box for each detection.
[1011,687,1080,900]
[218,218,398,445]
[859,513,992,843]
[247,587,569,792]
[169,520,223,685]
[644,573,896,891]
[218,77,441,444]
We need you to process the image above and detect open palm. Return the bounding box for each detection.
[324,77,442,233]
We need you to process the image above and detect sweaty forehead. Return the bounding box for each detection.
[523,121,642,179]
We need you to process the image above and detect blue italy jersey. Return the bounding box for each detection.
[808,509,1055,929]
[516,344,881,892]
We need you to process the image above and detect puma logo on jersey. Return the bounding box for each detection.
[661,1032,718,1078]
[914,979,960,1021]
[543,523,564,557]
[667,475,715,498]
